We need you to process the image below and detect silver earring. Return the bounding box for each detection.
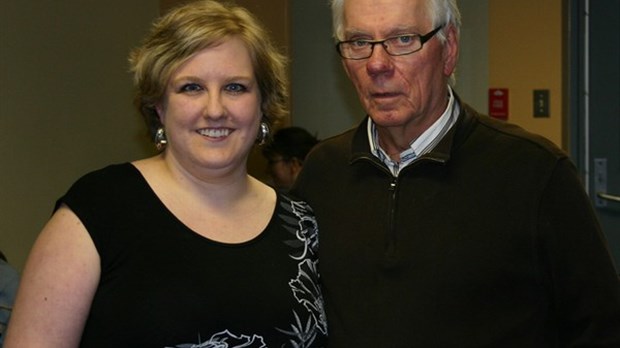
[256,122,270,145]
[155,127,167,151]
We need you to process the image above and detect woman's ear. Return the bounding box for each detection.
[155,103,165,124]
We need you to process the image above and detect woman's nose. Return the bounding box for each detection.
[203,93,226,118]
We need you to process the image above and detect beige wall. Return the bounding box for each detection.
[160,0,289,50]
[489,0,564,148]
[0,1,160,270]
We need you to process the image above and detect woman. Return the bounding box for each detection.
[5,1,327,347]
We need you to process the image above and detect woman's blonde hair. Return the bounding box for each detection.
[129,0,288,141]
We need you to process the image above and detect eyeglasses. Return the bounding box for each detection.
[336,26,443,60]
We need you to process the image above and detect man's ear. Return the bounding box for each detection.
[442,25,459,77]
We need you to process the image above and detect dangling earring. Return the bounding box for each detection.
[256,121,270,146]
[155,127,167,151]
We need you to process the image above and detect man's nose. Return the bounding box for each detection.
[366,43,393,75]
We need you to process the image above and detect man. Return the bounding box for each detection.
[292,0,620,346]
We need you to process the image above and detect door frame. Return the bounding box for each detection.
[568,0,620,269]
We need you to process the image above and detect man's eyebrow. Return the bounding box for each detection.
[343,26,420,38]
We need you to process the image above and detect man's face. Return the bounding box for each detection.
[341,0,458,133]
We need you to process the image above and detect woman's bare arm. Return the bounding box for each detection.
[4,205,100,348]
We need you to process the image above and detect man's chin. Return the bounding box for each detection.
[368,108,405,125]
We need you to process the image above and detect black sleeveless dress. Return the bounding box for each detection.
[57,163,327,347]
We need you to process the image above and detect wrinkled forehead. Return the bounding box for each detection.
[342,0,430,37]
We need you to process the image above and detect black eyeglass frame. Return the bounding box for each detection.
[336,25,444,60]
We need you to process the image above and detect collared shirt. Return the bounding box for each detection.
[368,86,460,176]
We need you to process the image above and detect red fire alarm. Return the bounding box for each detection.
[488,88,508,120]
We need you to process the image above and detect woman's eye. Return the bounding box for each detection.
[179,83,202,93]
[225,83,247,93]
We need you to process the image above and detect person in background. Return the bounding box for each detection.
[262,126,319,191]
[5,1,327,347]
[292,0,620,346]
[0,250,19,347]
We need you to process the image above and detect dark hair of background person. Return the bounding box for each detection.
[262,127,319,163]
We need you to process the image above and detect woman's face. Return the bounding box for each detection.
[157,37,262,177]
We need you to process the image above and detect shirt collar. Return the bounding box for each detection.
[368,86,459,176]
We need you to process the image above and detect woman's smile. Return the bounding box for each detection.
[197,127,233,139]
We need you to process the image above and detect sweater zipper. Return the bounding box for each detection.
[384,176,399,268]
[355,155,405,267]
[355,154,447,267]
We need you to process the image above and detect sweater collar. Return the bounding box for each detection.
[350,92,478,167]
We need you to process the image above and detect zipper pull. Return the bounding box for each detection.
[389,179,397,191]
